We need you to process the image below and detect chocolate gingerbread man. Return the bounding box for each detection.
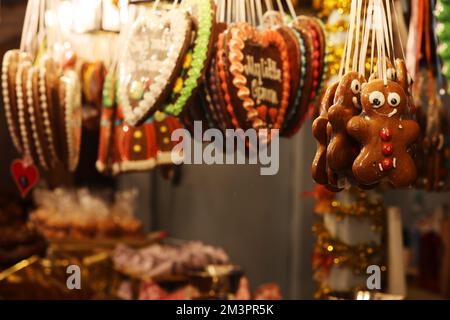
[347,78,420,188]
[312,81,338,185]
[327,72,366,176]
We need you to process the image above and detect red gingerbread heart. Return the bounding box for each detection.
[10,159,39,198]
[224,23,291,131]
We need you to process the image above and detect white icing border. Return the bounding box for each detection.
[27,66,49,170]
[119,10,189,126]
[38,62,58,166]
[16,61,32,159]
[2,50,23,152]
[64,71,82,172]
[61,70,82,172]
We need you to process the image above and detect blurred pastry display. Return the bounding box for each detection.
[29,188,143,240]
[113,241,229,279]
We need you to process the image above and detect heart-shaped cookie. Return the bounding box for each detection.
[119,9,192,126]
[285,17,326,136]
[281,27,307,135]
[225,23,291,130]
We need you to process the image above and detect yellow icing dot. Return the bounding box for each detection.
[173,77,183,93]
[134,130,143,139]
[183,53,192,69]
[160,126,168,133]
[133,145,142,153]
[163,137,170,144]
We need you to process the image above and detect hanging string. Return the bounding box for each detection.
[285,0,297,19]
[20,0,37,54]
[226,0,231,24]
[359,0,370,75]
[344,0,358,75]
[250,0,257,26]
[391,0,406,61]
[338,31,348,79]
[256,0,264,26]
[352,0,363,72]
[385,0,395,59]
[276,0,285,18]
[220,0,226,23]
[264,0,273,11]
[379,0,391,62]
[370,6,376,76]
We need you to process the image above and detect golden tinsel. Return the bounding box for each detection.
[314,189,386,233]
[312,223,385,275]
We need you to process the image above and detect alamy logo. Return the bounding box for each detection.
[171,121,280,176]
[66,265,81,290]
[366,265,381,290]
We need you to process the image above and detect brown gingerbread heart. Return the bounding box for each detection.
[224,23,291,130]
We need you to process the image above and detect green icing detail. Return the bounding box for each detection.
[164,0,212,116]
[102,73,115,108]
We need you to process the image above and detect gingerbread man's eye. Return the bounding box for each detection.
[369,91,385,108]
[351,80,361,94]
[387,92,401,107]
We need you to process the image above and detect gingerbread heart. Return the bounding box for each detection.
[285,17,326,136]
[119,9,192,126]
[224,23,291,130]
[58,70,82,172]
[11,159,39,198]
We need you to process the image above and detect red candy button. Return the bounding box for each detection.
[382,158,393,170]
[382,143,393,156]
[380,128,391,141]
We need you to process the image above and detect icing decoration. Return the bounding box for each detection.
[119,9,192,126]
[164,0,215,116]
[38,60,59,167]
[61,71,82,172]
[10,159,39,198]
[207,54,233,131]
[217,31,240,128]
[2,50,23,152]
[28,66,50,170]
[16,60,33,159]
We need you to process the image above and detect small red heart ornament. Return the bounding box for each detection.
[10,159,39,198]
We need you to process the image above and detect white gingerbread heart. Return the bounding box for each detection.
[119,9,192,126]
